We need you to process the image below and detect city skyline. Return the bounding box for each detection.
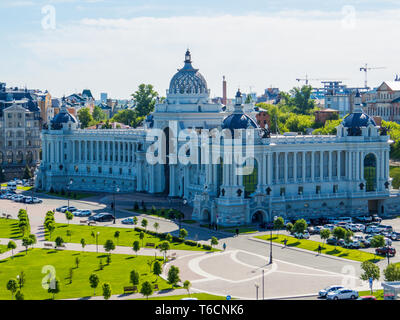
[1,0,399,99]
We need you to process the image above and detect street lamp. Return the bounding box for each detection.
[66,179,73,209]
[255,283,259,300]
[96,232,100,253]
[269,216,277,265]
[113,185,119,224]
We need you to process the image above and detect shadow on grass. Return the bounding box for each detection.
[325,248,342,255]
[287,241,301,247]
[158,288,174,294]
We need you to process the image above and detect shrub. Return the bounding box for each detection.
[184,240,197,247]
[202,244,212,250]
[172,236,184,243]
[134,202,139,210]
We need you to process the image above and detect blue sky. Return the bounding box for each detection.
[1,0,400,99]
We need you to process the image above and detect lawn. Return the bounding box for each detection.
[255,234,383,263]
[0,248,171,300]
[46,223,216,252]
[358,289,384,300]
[134,293,229,300]
[0,218,23,239]
[390,166,400,189]
[0,244,10,254]
[37,190,97,200]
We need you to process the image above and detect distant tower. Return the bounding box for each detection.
[222,76,227,105]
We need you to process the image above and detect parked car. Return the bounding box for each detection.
[390,232,400,241]
[326,288,359,300]
[56,206,68,212]
[365,226,382,234]
[379,225,393,233]
[318,285,344,298]
[375,247,396,257]
[121,218,135,225]
[357,296,377,300]
[359,239,371,248]
[355,224,366,232]
[372,215,382,223]
[61,206,78,213]
[334,217,353,224]
[324,224,335,231]
[307,227,319,235]
[74,210,92,217]
[294,232,310,239]
[343,240,361,249]
[327,238,344,246]
[313,226,324,234]
[89,213,114,222]
[357,216,373,223]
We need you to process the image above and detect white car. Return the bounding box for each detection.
[326,288,359,300]
[357,216,373,223]
[318,285,344,298]
[294,232,310,239]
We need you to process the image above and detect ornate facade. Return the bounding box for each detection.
[36,51,400,225]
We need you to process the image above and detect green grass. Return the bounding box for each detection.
[0,248,171,300]
[127,208,184,220]
[255,234,383,263]
[390,166,400,189]
[0,244,11,254]
[358,290,384,300]
[37,190,97,200]
[182,220,197,224]
[46,223,217,252]
[222,227,259,234]
[134,293,229,300]
[0,218,24,239]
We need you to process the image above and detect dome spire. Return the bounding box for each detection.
[185,49,192,64]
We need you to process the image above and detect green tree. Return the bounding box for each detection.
[141,219,148,231]
[66,230,72,242]
[130,269,140,287]
[104,240,116,259]
[46,222,55,240]
[183,280,191,297]
[159,241,170,261]
[77,107,93,129]
[93,105,107,121]
[210,236,218,249]
[17,271,25,290]
[133,240,140,257]
[23,164,33,180]
[320,229,331,248]
[48,279,60,300]
[153,222,160,233]
[139,231,145,247]
[7,240,16,258]
[55,236,64,248]
[65,211,73,225]
[69,267,73,284]
[75,256,80,269]
[89,273,100,296]
[6,279,17,300]
[280,85,315,115]
[140,281,153,300]
[360,261,380,294]
[132,84,158,117]
[167,265,180,286]
[293,219,308,234]
[114,231,120,246]
[166,233,172,243]
[15,290,24,300]
[370,235,386,248]
[28,234,37,248]
[179,228,188,240]
[153,261,162,281]
[286,222,293,235]
[22,237,31,254]
[384,263,400,282]
[344,229,354,243]
[80,238,86,252]
[273,217,285,235]
[102,283,112,300]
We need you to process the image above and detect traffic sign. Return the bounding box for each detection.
[226,295,231,300]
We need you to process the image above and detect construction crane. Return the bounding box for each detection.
[296,74,345,85]
[360,64,386,89]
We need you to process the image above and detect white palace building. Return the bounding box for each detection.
[36,51,400,226]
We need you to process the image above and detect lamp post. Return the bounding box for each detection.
[262,269,265,300]
[255,283,259,300]
[113,185,119,224]
[96,232,100,253]
[66,179,73,209]
[269,216,277,265]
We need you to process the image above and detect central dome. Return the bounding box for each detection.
[169,50,208,95]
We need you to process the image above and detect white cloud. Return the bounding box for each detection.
[17,10,400,99]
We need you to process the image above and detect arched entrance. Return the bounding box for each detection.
[364,153,377,192]
[252,210,264,224]
[201,209,211,222]
[243,158,258,198]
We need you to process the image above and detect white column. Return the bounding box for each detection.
[302,151,306,182]
[284,152,288,183]
[319,151,323,180]
[360,152,364,180]
[337,151,341,178]
[328,151,332,181]
[293,152,297,182]
[275,153,279,183]
[356,152,360,180]
[267,153,272,185]
[263,154,267,185]
[311,151,315,181]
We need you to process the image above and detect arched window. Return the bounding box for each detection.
[16,151,23,164]
[7,151,13,164]
[0,152,3,164]
[243,158,258,198]
[364,153,377,192]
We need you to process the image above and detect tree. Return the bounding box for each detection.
[159,241,170,261]
[153,261,162,281]
[141,218,148,231]
[65,211,73,225]
[281,85,315,115]
[66,230,72,242]
[130,269,140,287]
[15,290,24,300]
[320,229,331,248]
[132,84,158,117]
[104,240,116,259]
[183,280,191,297]
[93,105,107,122]
[48,279,60,300]
[77,107,93,129]
[133,240,140,257]
[293,219,308,234]
[75,256,80,269]
[154,222,160,233]
[69,267,74,284]
[384,263,400,282]
[286,222,293,235]
[140,281,153,300]
[139,231,145,247]
[22,237,31,254]
[7,240,16,258]
[166,233,172,243]
[370,235,386,248]
[55,236,64,248]
[360,261,380,294]
[17,271,25,290]
[210,236,218,249]
[179,228,188,240]
[273,217,285,235]
[47,222,55,240]
[167,266,180,286]
[102,283,112,300]
[28,234,37,248]
[89,273,100,296]
[344,229,354,243]
[332,227,346,248]
[114,231,120,246]
[132,216,138,226]
[6,279,17,300]
[23,164,33,180]
[80,238,86,252]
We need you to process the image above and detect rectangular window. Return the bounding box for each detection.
[333,185,338,193]
[98,167,102,174]
[316,185,321,194]
[280,187,286,196]
[109,167,112,174]
[298,186,303,195]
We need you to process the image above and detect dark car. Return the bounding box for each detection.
[376,247,396,257]
[327,238,344,246]
[89,213,114,222]
[360,239,371,248]
[390,232,400,241]
[372,215,382,223]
